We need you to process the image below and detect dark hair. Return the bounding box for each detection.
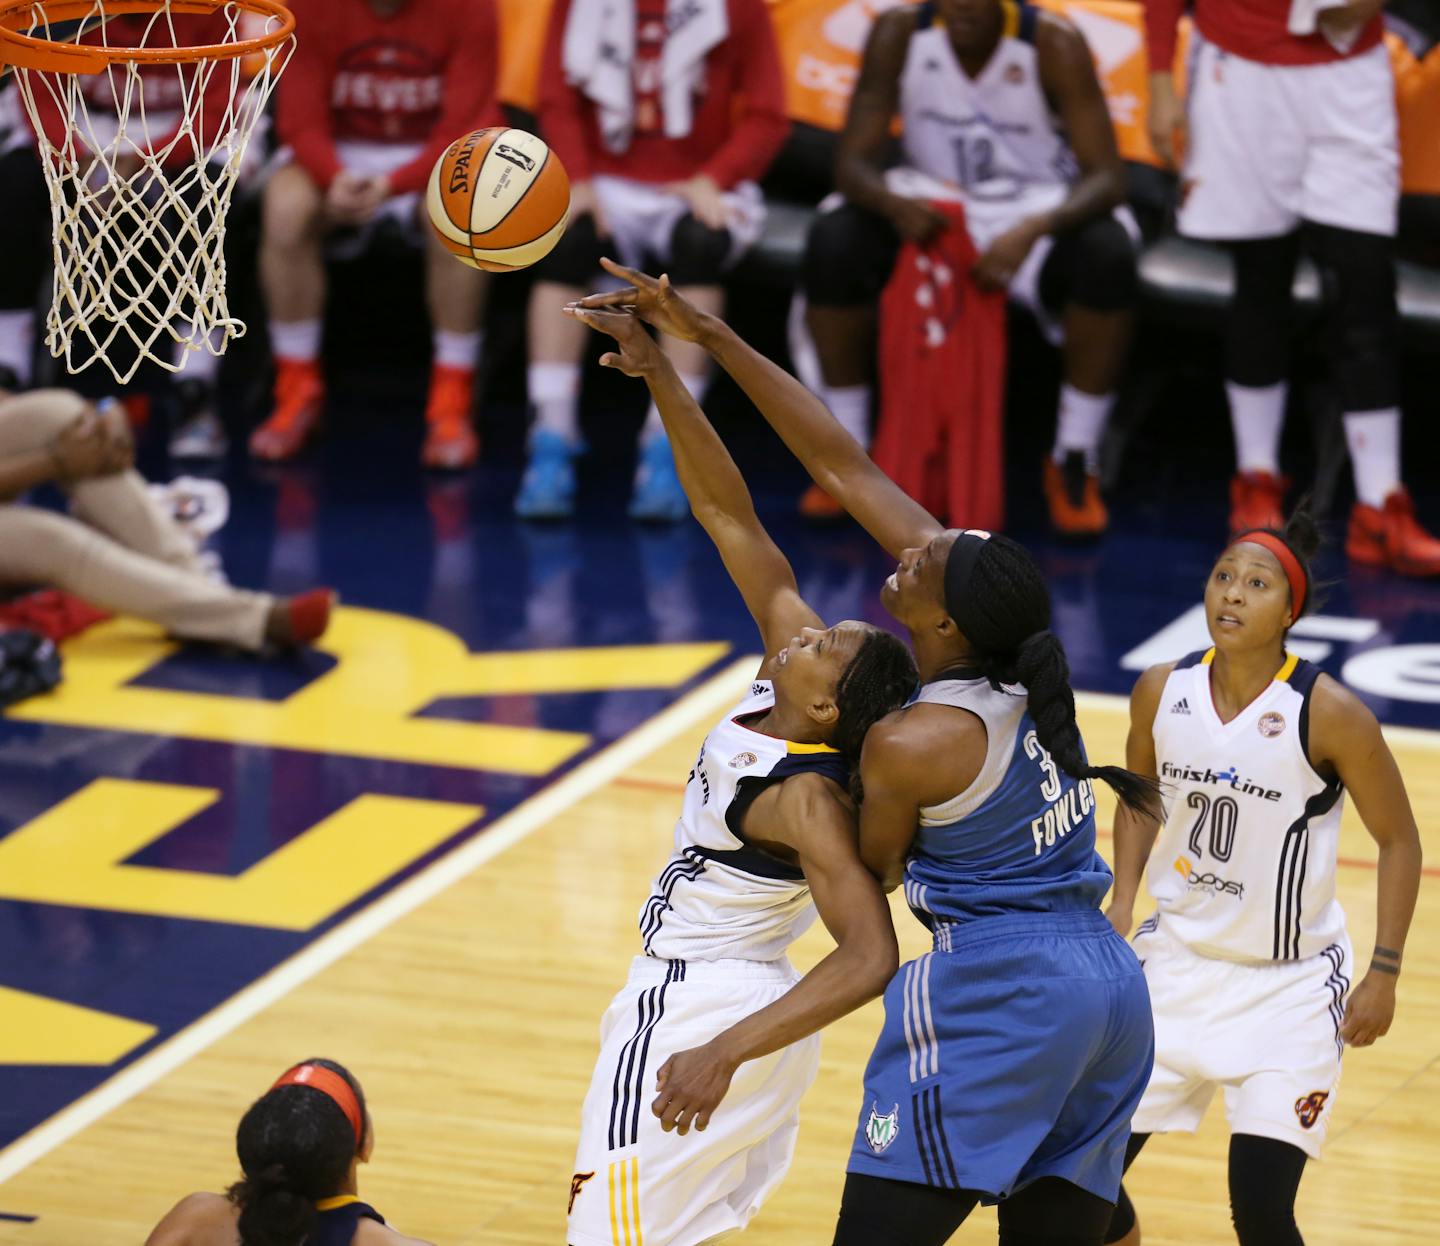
[1229,502,1323,624]
[832,627,919,801]
[946,534,1159,817]
[227,1058,365,1246]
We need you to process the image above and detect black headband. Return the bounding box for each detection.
[942,529,992,623]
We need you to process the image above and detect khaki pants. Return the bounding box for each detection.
[0,390,272,649]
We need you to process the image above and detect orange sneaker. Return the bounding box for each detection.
[1346,488,1440,577]
[1228,471,1288,535]
[251,360,324,461]
[421,364,478,470]
[265,588,335,647]
[799,482,844,519]
[1044,453,1108,537]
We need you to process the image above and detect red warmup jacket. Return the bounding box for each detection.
[871,203,1007,533]
[277,0,501,195]
[537,0,789,188]
[1144,0,1383,69]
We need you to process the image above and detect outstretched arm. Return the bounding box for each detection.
[1310,678,1423,1048]
[577,262,944,561]
[649,774,898,1134]
[564,305,819,653]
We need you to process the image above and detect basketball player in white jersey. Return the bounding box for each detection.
[800,0,1137,535]
[1102,512,1424,1246]
[558,302,917,1246]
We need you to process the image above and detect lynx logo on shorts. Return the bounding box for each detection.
[568,1171,594,1214]
[1294,1091,1330,1129]
[865,1101,901,1153]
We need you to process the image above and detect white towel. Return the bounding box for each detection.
[1287,0,1364,55]
[562,0,729,156]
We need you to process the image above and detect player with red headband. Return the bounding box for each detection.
[1102,512,1424,1245]
[143,1059,432,1246]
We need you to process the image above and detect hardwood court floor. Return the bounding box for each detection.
[1,667,1436,1245]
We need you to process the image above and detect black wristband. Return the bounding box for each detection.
[1370,960,1400,976]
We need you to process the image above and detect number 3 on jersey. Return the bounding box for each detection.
[1024,729,1062,801]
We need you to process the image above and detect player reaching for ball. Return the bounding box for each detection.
[250,0,502,470]
[558,301,916,1246]
[1101,514,1424,1246]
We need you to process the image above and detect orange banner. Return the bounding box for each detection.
[499,0,558,114]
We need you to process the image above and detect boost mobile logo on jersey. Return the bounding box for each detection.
[865,1101,900,1153]
[1173,855,1244,899]
[1160,762,1282,802]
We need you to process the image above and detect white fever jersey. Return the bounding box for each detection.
[898,2,1076,212]
[1144,649,1346,964]
[638,681,849,963]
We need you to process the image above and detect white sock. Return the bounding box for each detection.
[271,319,322,364]
[1226,380,1286,475]
[1052,384,1114,471]
[642,370,707,444]
[1344,407,1401,507]
[433,329,482,372]
[0,310,33,384]
[528,361,581,443]
[821,383,871,448]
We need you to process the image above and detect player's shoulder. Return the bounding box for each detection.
[354,1217,435,1246]
[1031,4,1097,74]
[864,701,982,770]
[144,1192,235,1246]
[1306,670,1382,752]
[1129,662,1177,729]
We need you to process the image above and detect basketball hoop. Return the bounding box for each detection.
[0,0,295,382]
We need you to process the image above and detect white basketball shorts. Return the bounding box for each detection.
[1130,920,1352,1158]
[1179,37,1399,239]
[590,175,767,276]
[568,955,820,1246]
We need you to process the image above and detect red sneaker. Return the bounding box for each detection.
[1228,471,1288,535]
[266,588,335,647]
[421,365,478,470]
[1346,488,1440,577]
[251,360,324,461]
[799,482,844,519]
[1044,453,1108,537]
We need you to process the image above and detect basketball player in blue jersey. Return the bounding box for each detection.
[576,262,1159,1246]
[558,302,917,1246]
[144,1059,431,1246]
[1101,513,1423,1246]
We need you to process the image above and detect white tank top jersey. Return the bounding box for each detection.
[898,2,1076,221]
[638,680,850,964]
[1144,649,1347,964]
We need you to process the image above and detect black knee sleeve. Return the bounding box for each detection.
[802,202,900,306]
[1228,1134,1307,1246]
[1102,1185,1136,1243]
[833,1173,979,1246]
[997,1177,1115,1245]
[662,213,731,285]
[1225,233,1303,388]
[1309,223,1399,412]
[1038,216,1137,314]
[535,210,605,286]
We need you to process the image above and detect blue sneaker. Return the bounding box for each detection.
[515,430,579,519]
[628,437,689,522]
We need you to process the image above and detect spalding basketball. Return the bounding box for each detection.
[426,128,570,272]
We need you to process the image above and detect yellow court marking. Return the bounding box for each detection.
[6,611,729,776]
[0,988,155,1066]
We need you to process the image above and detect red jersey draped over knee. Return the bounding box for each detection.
[276,0,501,194]
[537,0,789,188]
[871,203,1007,532]
[1144,0,1382,69]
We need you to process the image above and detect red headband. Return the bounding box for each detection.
[1229,530,1306,620]
[270,1064,363,1146]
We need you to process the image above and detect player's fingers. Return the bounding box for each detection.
[694,1108,711,1132]
[600,256,654,289]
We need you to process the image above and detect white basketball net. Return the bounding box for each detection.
[10,1,292,382]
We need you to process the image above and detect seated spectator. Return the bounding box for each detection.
[1145,0,1440,577]
[144,1059,432,1246]
[801,0,1138,536]
[251,0,500,470]
[515,0,789,521]
[0,388,330,650]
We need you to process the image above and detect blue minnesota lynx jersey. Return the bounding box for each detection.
[639,681,849,963]
[903,674,1113,927]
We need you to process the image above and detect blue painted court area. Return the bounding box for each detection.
[2,360,1440,1160]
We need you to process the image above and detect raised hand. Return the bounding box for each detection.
[572,257,716,344]
[561,304,667,378]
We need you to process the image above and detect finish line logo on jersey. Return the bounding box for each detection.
[1159,761,1282,802]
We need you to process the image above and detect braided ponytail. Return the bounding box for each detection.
[832,627,919,803]
[230,1164,316,1246]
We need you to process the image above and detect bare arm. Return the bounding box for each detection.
[1105,664,1169,935]
[834,9,915,217]
[650,774,898,1134]
[565,304,819,652]
[1310,677,1423,1047]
